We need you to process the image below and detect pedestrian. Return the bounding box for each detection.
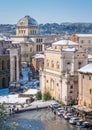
[9,108,12,116]
[36,105,38,111]
[12,107,15,117]
[48,105,50,110]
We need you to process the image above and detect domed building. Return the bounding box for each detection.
[16,15,38,36]
[11,15,61,63]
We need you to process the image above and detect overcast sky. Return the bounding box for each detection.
[0,0,92,24]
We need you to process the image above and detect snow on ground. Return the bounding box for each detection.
[0,88,38,104]
[0,94,28,104]
[0,69,39,104]
[24,89,38,95]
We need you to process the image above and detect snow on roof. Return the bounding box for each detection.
[78,64,92,73]
[32,54,44,59]
[62,48,77,52]
[53,40,78,46]
[23,88,38,95]
[88,55,92,59]
[12,41,20,44]
[0,35,11,41]
[46,47,53,50]
[76,34,92,37]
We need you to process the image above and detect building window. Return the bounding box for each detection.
[7,60,10,70]
[57,83,59,86]
[47,80,48,83]
[30,48,32,52]
[81,40,84,43]
[83,74,84,79]
[70,85,73,89]
[70,91,73,93]
[39,45,42,51]
[36,39,38,42]
[90,89,92,94]
[51,79,54,90]
[41,39,43,42]
[67,62,71,71]
[88,40,91,43]
[51,61,54,68]
[55,46,57,49]
[46,60,49,67]
[2,60,5,70]
[36,45,39,51]
[57,61,60,69]
[89,76,91,80]
[78,62,82,69]
[2,78,6,88]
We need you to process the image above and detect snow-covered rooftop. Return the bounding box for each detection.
[78,64,92,73]
[24,89,38,95]
[12,41,20,44]
[32,54,44,59]
[76,34,92,37]
[88,55,92,59]
[53,40,78,46]
[62,48,77,52]
[0,35,11,41]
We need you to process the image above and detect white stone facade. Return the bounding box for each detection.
[40,39,88,105]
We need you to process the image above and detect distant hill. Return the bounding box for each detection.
[0,24,16,36]
[0,23,92,36]
[39,23,92,35]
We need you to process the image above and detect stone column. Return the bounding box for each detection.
[16,56,20,82]
[10,56,15,82]
[9,49,20,82]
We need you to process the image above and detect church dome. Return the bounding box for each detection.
[17,15,38,27]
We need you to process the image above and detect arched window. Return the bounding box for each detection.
[30,48,32,52]
[41,39,43,42]
[46,60,49,67]
[36,45,39,51]
[36,39,38,42]
[51,79,54,90]
[39,45,42,51]
[51,60,54,68]
[67,62,71,71]
[78,62,82,69]
[57,61,60,69]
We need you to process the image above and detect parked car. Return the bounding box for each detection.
[64,113,74,120]
[57,110,66,116]
[57,107,64,112]
[69,117,81,125]
[76,119,84,126]
[81,121,92,128]
[50,103,61,109]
